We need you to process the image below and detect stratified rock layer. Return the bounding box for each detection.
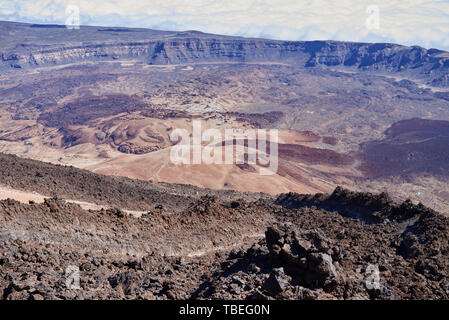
[1,21,448,87]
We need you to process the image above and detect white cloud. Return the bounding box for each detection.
[1,0,448,50]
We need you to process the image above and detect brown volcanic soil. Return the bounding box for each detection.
[0,153,267,212]
[1,186,448,300]
[0,85,360,196]
[278,143,353,166]
[360,118,449,178]
[38,94,149,128]
[217,139,353,167]
[3,59,449,211]
[226,111,286,129]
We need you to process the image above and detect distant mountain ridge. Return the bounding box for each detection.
[1,20,448,87]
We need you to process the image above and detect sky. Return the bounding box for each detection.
[1,0,449,51]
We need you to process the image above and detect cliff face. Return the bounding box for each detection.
[1,21,449,86]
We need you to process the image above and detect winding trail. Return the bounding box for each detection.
[184,233,265,258]
[0,184,146,217]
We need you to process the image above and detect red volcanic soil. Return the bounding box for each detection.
[360,118,449,178]
[295,131,321,143]
[278,143,353,166]
[217,139,352,167]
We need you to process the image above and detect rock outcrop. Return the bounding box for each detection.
[1,183,448,300]
[0,151,448,300]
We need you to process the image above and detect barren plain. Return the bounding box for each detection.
[1,22,449,211]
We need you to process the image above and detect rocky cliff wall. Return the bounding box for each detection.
[1,21,448,86]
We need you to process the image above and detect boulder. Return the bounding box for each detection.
[263,267,290,296]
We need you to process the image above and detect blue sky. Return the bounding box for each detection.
[1,0,449,51]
